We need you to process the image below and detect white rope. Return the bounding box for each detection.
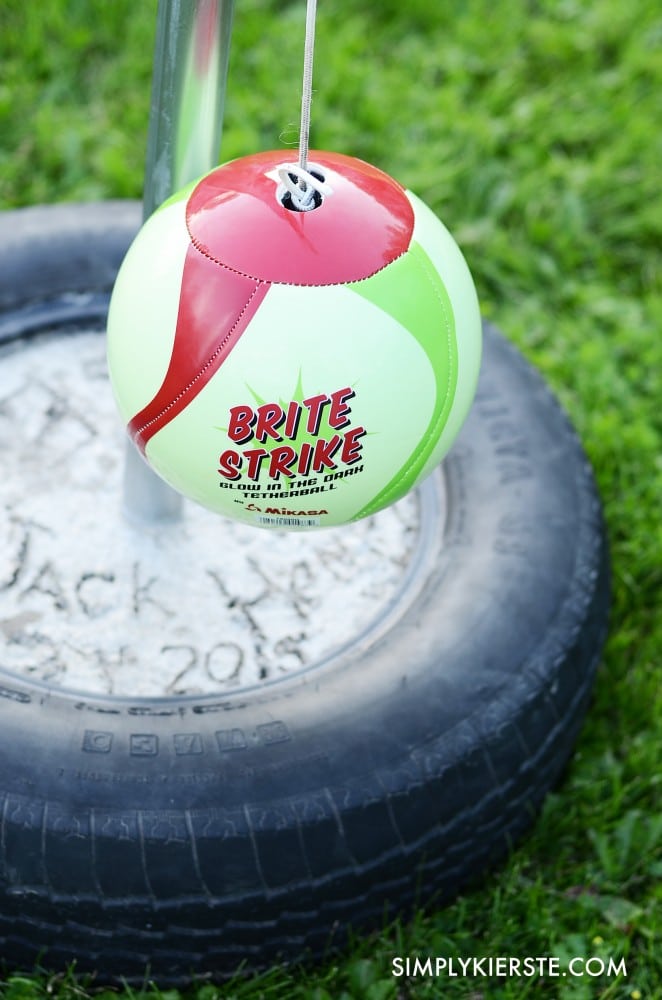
[276,0,333,212]
[298,0,317,173]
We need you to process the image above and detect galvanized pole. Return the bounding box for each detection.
[123,0,235,523]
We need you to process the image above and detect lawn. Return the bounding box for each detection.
[0,0,660,997]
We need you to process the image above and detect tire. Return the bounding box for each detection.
[0,203,609,985]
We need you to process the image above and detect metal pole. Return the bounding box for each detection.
[123,0,235,523]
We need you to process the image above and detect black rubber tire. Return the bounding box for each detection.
[0,203,609,985]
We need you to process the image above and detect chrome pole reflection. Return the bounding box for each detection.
[123,0,235,523]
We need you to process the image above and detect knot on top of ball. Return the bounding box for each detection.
[275,162,333,213]
[185,150,415,286]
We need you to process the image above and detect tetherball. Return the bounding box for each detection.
[107,150,482,529]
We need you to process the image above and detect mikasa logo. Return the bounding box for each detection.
[245,503,329,516]
[218,385,366,482]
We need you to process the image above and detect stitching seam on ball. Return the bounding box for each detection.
[133,281,267,437]
[186,228,410,287]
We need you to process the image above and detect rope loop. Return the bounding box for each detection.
[277,163,333,212]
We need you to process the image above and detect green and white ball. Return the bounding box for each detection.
[107,150,482,530]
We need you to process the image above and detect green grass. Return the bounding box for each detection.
[0,0,660,997]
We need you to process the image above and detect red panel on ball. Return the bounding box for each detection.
[186,150,414,286]
[128,245,269,453]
